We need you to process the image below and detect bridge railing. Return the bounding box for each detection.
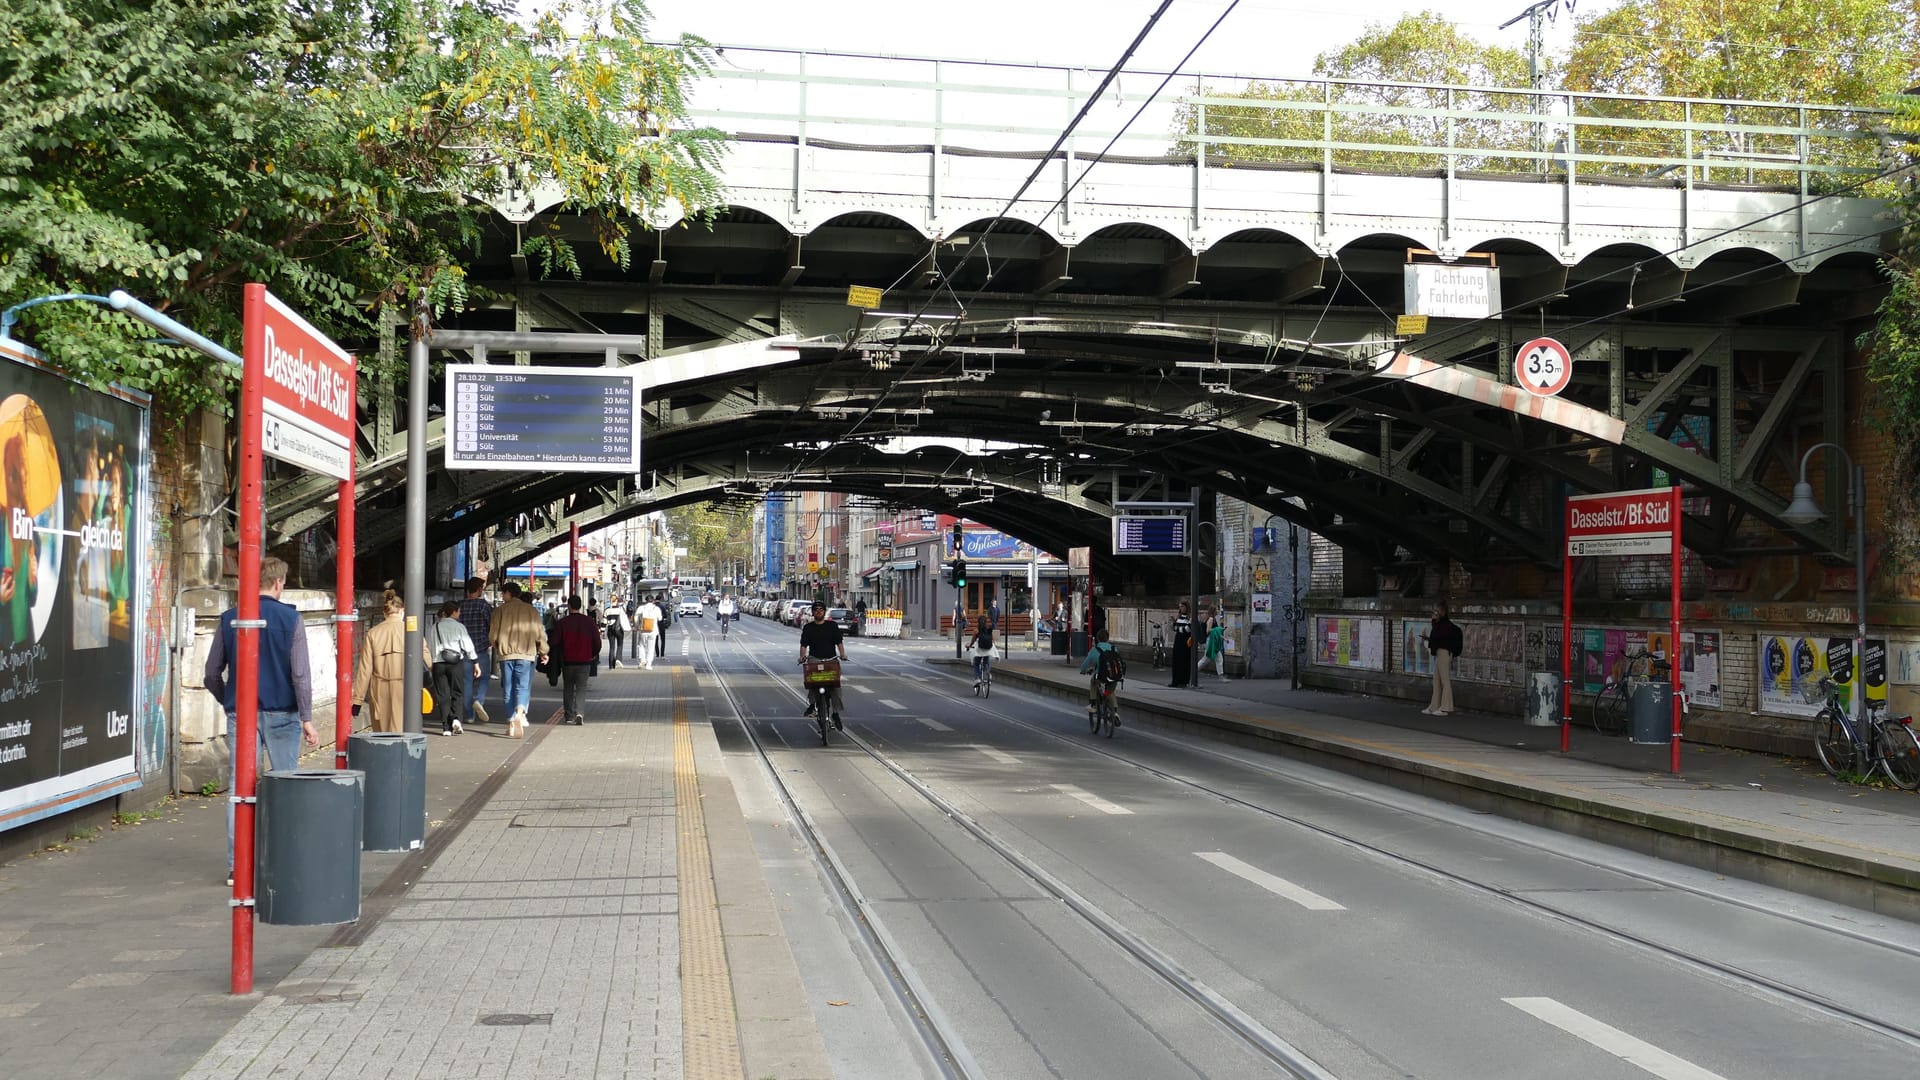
[689,45,1894,196]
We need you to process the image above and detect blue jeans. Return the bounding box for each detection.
[499,659,534,715]
[465,649,491,720]
[227,709,304,874]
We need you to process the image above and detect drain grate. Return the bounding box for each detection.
[478,1012,553,1027]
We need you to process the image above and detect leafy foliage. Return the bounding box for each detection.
[664,502,750,580]
[0,0,725,418]
[1174,13,1533,174]
[1861,94,1920,566]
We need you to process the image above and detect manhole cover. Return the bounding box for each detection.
[478,1012,553,1027]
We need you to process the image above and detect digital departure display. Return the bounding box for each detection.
[444,365,641,473]
[1112,514,1187,555]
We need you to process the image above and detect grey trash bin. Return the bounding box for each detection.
[348,732,427,852]
[256,769,363,926]
[1524,672,1562,727]
[1630,680,1674,744]
[1068,631,1090,663]
[1051,630,1069,656]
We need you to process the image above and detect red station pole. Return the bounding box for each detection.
[1561,498,1574,754]
[1669,486,1684,775]
[334,434,356,767]
[231,286,267,994]
[569,522,580,601]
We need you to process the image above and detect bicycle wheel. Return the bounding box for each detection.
[1592,688,1626,736]
[1811,709,1854,778]
[1089,701,1101,735]
[1101,701,1117,738]
[1877,721,1920,790]
[1152,645,1166,669]
[982,669,991,699]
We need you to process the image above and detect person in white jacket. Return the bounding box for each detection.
[634,597,663,670]
[605,604,631,668]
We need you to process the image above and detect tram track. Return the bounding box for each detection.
[886,654,1920,1053]
[697,625,1340,1080]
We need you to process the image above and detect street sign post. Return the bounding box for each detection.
[236,284,357,994]
[1562,486,1685,772]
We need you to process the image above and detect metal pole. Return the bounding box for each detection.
[1854,463,1868,754]
[1288,522,1301,690]
[231,286,267,995]
[334,474,356,768]
[1188,486,1201,690]
[403,295,427,736]
[569,522,580,602]
[1669,485,1683,775]
[1561,497,1575,754]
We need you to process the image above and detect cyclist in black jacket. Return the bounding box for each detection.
[798,601,849,727]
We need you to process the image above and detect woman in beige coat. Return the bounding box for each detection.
[354,591,429,733]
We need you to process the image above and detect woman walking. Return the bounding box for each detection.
[1168,600,1194,687]
[354,590,429,733]
[428,600,480,736]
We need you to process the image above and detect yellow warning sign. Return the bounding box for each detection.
[846,285,883,310]
[1396,314,1429,336]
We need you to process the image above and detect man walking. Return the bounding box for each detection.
[635,595,663,669]
[457,577,494,724]
[553,595,600,725]
[489,581,549,738]
[655,597,671,660]
[605,603,629,668]
[203,556,319,887]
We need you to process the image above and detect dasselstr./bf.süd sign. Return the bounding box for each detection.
[1566,487,1679,556]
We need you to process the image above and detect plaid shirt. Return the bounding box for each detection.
[458,596,494,648]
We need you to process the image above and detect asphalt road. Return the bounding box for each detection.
[682,610,1920,1080]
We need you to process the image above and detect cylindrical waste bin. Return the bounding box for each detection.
[1068,631,1090,663]
[1524,672,1562,727]
[348,732,427,852]
[1051,630,1069,656]
[1630,680,1674,744]
[256,769,363,926]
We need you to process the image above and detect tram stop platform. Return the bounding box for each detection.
[2,645,1918,1080]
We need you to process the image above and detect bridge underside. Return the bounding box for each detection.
[266,203,1879,583]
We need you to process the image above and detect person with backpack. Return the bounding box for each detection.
[1168,600,1194,687]
[1200,608,1227,677]
[969,615,995,688]
[1420,600,1464,716]
[634,596,662,670]
[1079,628,1125,726]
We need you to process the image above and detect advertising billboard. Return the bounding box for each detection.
[0,342,149,832]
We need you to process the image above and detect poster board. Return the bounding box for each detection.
[1755,634,1884,718]
[1569,627,1724,710]
[1312,615,1384,671]
[1400,619,1525,685]
[1,343,148,832]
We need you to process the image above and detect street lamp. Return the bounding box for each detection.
[1780,443,1868,742]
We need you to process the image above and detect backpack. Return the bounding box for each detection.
[1097,646,1126,685]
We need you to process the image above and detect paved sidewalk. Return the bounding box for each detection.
[960,651,1920,920]
[0,661,826,1080]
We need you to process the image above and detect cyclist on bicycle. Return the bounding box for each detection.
[1079,629,1123,724]
[969,616,995,688]
[717,594,736,634]
[799,600,849,728]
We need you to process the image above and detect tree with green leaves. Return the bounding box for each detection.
[1175,12,1533,174]
[1560,0,1919,181]
[664,502,749,584]
[0,0,724,419]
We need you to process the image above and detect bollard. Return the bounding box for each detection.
[256,769,363,926]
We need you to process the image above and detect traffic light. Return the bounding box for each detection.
[953,558,967,589]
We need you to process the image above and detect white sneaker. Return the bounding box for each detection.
[451,719,463,735]
[1420,708,1436,715]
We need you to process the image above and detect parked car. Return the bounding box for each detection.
[782,599,812,625]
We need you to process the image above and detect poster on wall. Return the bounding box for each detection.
[1250,554,1273,625]
[1756,634,1885,718]
[1,343,148,832]
[1400,619,1525,685]
[1312,615,1384,671]
[1569,627,1722,709]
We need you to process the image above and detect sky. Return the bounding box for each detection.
[640,0,1616,81]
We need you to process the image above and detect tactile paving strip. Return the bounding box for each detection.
[673,668,745,1079]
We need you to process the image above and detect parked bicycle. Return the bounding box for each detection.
[1807,677,1920,789]
[1591,648,1656,735]
[1149,621,1168,669]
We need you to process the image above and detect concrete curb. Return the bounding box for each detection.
[949,658,1920,922]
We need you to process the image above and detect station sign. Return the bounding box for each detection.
[1112,513,1188,556]
[1566,487,1679,556]
[1515,336,1573,398]
[444,365,641,473]
[244,287,355,480]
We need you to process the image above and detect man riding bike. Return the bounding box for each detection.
[717,594,737,636]
[799,600,849,728]
[1079,628,1124,727]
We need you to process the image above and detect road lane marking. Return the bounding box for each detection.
[1051,784,1132,815]
[878,699,906,710]
[1503,997,1728,1080]
[851,684,875,695]
[971,745,1019,765]
[914,717,953,732]
[1195,852,1344,911]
